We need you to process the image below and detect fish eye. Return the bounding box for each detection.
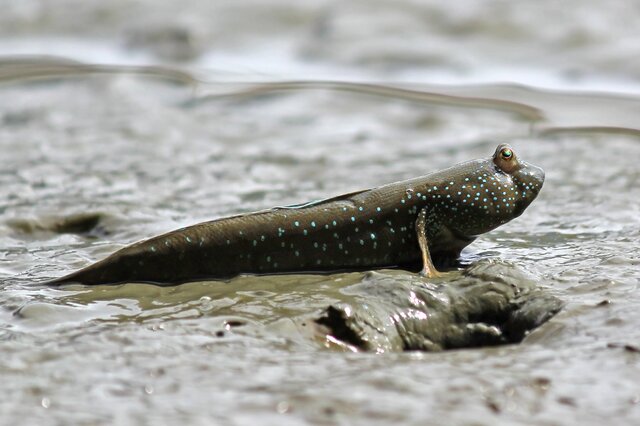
[493,144,519,173]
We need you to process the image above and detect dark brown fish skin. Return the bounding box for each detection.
[47,144,544,285]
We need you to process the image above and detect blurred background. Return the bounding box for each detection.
[2,0,640,90]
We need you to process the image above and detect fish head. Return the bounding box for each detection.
[492,143,545,219]
[437,144,544,238]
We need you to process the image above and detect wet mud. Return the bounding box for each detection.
[313,261,563,352]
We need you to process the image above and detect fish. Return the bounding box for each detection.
[46,144,544,285]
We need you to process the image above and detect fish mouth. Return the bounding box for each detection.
[511,161,544,218]
[529,164,545,193]
[519,161,545,194]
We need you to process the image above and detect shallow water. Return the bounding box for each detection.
[2,1,640,425]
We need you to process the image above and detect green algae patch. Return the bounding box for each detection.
[6,212,107,236]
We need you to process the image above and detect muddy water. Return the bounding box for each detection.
[2,1,640,425]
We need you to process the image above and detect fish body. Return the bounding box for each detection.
[47,144,544,285]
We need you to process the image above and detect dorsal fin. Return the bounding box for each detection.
[273,188,369,210]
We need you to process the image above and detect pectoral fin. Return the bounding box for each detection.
[416,208,441,278]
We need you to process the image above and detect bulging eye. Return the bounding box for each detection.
[501,148,513,160]
[493,144,519,173]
